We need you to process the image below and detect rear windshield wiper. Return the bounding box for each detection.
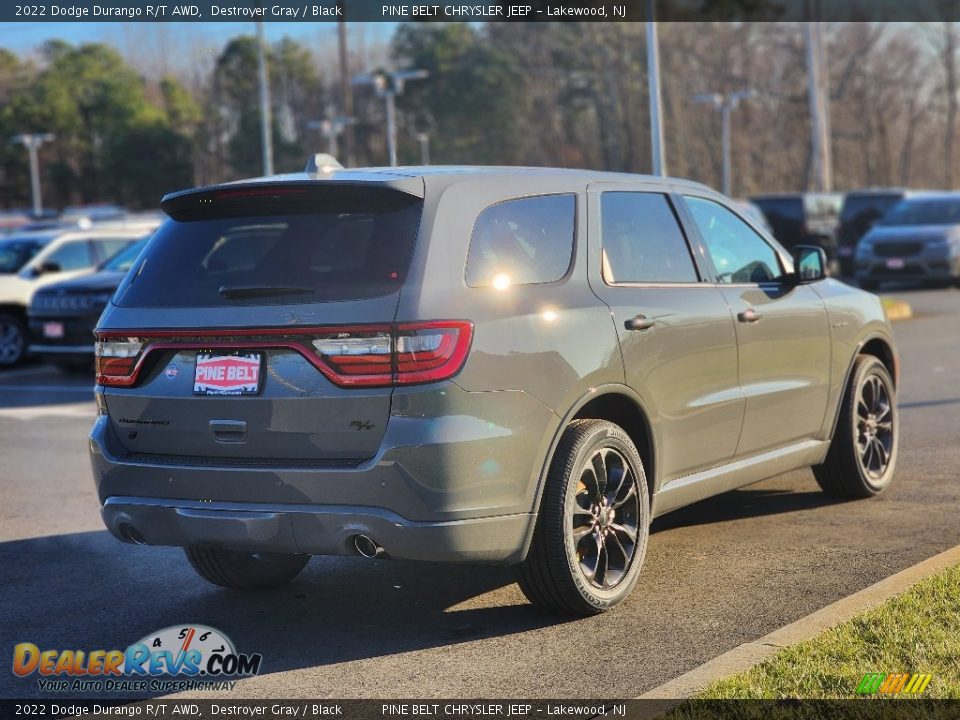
[218,284,315,299]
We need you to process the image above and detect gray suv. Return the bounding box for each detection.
[90,165,899,615]
[855,192,960,289]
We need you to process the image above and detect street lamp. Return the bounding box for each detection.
[352,69,429,167]
[11,133,55,217]
[306,113,355,160]
[693,90,756,197]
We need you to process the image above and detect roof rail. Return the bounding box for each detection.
[305,154,343,174]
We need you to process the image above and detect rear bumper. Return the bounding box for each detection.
[89,383,558,563]
[101,496,532,563]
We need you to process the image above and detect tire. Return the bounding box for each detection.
[814,355,898,498]
[0,313,26,367]
[858,279,879,292]
[185,547,309,589]
[519,419,650,615]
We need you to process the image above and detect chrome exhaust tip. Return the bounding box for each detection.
[119,523,148,545]
[353,534,385,558]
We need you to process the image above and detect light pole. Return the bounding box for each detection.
[307,115,355,159]
[255,21,274,176]
[353,69,429,167]
[646,12,666,176]
[693,90,755,196]
[11,133,55,216]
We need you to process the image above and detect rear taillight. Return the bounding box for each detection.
[95,322,473,389]
[95,338,146,387]
[310,322,473,386]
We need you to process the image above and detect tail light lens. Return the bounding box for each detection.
[95,322,473,389]
[95,338,146,386]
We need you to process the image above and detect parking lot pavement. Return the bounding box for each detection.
[2,288,959,700]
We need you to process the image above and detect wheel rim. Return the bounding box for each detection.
[856,372,894,480]
[571,447,640,590]
[0,320,24,365]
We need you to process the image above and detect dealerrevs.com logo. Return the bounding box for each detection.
[12,625,262,693]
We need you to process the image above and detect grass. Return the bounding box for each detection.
[695,562,960,700]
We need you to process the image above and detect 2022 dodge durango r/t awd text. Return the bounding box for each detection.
[90,163,899,615]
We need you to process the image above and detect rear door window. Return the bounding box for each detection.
[115,186,423,307]
[600,192,698,283]
[465,194,575,287]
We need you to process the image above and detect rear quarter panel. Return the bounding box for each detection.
[396,175,625,514]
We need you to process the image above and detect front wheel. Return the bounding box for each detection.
[519,419,650,615]
[0,313,26,367]
[185,547,309,589]
[814,355,898,498]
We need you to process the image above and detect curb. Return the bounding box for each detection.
[638,542,960,703]
[882,298,913,322]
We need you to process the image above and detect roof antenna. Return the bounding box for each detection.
[305,153,343,174]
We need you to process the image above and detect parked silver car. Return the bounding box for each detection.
[90,164,899,615]
[855,193,960,289]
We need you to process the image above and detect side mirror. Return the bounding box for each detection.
[792,245,827,283]
[37,261,61,275]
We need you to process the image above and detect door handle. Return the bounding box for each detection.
[625,314,656,331]
[737,308,762,323]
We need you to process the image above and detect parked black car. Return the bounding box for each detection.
[836,189,909,276]
[750,193,843,270]
[28,238,148,372]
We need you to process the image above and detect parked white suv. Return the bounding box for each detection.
[0,225,157,366]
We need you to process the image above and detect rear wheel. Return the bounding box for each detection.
[519,419,650,615]
[0,313,26,367]
[814,355,898,498]
[185,547,309,589]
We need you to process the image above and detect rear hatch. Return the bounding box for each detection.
[97,182,423,465]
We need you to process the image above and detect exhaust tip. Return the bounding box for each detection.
[353,534,384,559]
[118,523,148,545]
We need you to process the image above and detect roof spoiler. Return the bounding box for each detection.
[305,154,343,174]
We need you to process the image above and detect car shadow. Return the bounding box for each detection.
[651,486,850,532]
[0,530,573,698]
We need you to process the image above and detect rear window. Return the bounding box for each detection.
[115,186,422,307]
[465,194,575,287]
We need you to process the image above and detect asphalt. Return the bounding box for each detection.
[1,287,958,700]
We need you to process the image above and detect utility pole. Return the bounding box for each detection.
[646,11,666,176]
[353,69,429,167]
[337,20,355,166]
[806,18,832,191]
[256,21,274,176]
[693,91,755,196]
[11,133,55,216]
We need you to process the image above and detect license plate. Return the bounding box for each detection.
[885,258,906,270]
[194,353,262,396]
[43,322,64,339]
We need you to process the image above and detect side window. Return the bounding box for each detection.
[95,239,133,263]
[43,241,93,272]
[601,192,698,283]
[465,194,575,287]
[685,196,784,284]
